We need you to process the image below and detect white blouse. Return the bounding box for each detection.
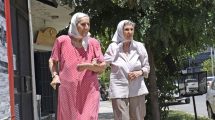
[104,40,150,98]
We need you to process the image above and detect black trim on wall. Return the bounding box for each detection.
[10,0,34,119]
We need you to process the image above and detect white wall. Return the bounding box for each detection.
[31,16,70,39]
[30,0,72,42]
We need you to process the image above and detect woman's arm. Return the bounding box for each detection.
[49,58,60,89]
[77,61,106,74]
[77,38,107,73]
[128,70,144,80]
[49,58,58,77]
[139,43,150,78]
[128,43,150,80]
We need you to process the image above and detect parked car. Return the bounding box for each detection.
[207,76,215,89]
[165,80,190,104]
[175,80,190,103]
[173,89,190,104]
[198,76,207,94]
[178,78,198,95]
[206,78,215,119]
[185,79,198,93]
[100,84,109,101]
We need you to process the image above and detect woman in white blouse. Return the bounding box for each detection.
[104,20,150,120]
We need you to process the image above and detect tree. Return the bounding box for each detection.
[59,0,215,119]
[202,58,215,76]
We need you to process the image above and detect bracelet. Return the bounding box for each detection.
[52,74,58,79]
[141,70,144,76]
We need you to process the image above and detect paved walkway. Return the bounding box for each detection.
[99,101,114,120]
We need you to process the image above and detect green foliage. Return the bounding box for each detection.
[166,110,210,120]
[154,55,179,119]
[59,0,215,119]
[99,68,110,85]
[60,0,215,53]
[202,58,215,76]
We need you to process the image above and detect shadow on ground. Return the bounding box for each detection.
[165,101,189,106]
[99,113,114,120]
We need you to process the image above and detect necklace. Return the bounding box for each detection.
[70,37,83,62]
[73,45,87,63]
[70,36,82,48]
[72,40,82,48]
[73,44,88,81]
[70,37,87,81]
[123,43,130,55]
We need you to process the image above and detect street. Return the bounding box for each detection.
[169,94,208,117]
[99,94,208,119]
[99,101,113,120]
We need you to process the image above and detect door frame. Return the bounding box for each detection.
[5,0,15,119]
[27,0,38,120]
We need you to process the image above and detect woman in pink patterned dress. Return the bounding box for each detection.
[49,12,106,120]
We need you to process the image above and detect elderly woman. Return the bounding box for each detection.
[49,12,106,120]
[104,20,150,120]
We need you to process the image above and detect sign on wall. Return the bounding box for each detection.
[0,0,11,119]
[178,71,207,97]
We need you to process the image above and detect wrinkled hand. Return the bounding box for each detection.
[77,59,98,72]
[77,63,91,71]
[128,71,142,80]
[50,75,60,90]
[92,58,98,65]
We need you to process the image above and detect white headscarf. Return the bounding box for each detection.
[112,20,133,43]
[68,12,90,51]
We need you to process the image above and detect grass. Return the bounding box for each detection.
[166,110,210,120]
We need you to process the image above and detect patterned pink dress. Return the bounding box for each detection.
[50,35,104,120]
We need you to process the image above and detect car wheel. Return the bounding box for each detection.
[207,104,215,119]
[185,98,190,104]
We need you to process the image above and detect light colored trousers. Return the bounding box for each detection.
[112,95,146,120]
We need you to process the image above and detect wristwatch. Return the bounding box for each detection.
[141,70,144,76]
[52,72,58,78]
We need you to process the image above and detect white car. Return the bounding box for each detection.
[169,80,190,104]
[207,76,215,89]
[173,90,190,104]
[179,78,198,95]
[206,79,215,119]
[185,79,198,93]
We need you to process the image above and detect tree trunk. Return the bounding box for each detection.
[147,47,160,120]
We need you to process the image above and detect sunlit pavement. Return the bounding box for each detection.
[99,100,114,120]
[99,95,209,120]
[169,94,208,117]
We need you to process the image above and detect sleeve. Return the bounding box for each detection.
[139,43,150,78]
[104,43,115,65]
[93,40,104,63]
[50,38,61,61]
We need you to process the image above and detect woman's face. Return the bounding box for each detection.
[77,16,90,37]
[123,24,134,41]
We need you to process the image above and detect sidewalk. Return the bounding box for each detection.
[99,101,114,120]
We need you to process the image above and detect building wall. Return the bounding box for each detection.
[0,0,10,119]
[30,0,72,43]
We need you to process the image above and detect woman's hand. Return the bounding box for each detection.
[77,61,106,74]
[77,63,91,71]
[50,75,60,90]
[128,70,143,80]
[77,58,98,72]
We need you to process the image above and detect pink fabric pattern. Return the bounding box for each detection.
[50,35,104,120]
